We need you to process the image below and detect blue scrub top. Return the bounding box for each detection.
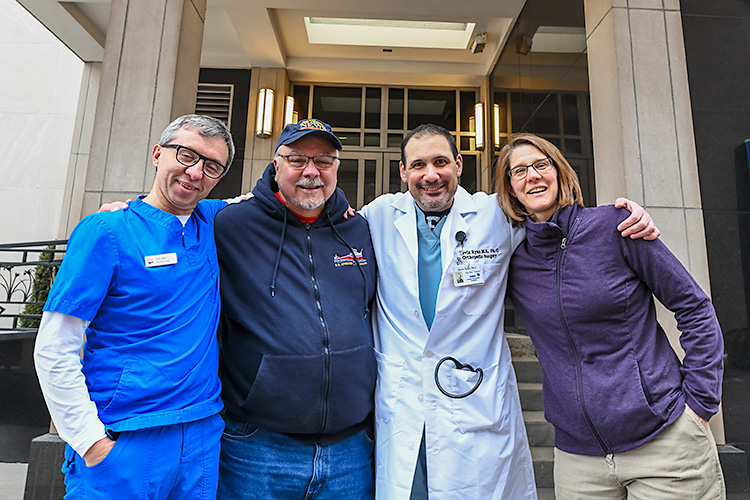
[416,208,446,330]
[45,197,227,431]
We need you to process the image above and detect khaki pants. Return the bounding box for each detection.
[554,408,725,500]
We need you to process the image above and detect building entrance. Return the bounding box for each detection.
[290,84,484,203]
[338,152,404,209]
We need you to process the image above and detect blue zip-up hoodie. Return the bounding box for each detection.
[214,163,377,444]
[508,203,723,456]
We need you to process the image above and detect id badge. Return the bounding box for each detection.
[453,251,484,287]
[145,252,178,268]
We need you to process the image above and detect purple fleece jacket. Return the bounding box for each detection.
[508,203,723,456]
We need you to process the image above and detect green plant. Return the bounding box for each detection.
[18,246,57,329]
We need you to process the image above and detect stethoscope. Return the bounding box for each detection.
[434,356,484,399]
[432,230,484,399]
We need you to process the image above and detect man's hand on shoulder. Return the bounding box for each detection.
[342,206,356,220]
[98,200,130,213]
[82,436,116,467]
[614,198,660,241]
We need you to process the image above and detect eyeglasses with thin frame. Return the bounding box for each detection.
[277,154,339,170]
[508,157,555,181]
[161,144,227,179]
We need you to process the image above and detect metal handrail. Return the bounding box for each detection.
[0,240,67,339]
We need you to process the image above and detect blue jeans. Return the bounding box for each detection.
[218,414,374,499]
[62,414,223,500]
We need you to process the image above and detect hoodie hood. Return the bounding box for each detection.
[251,162,368,302]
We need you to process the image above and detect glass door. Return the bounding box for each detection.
[383,152,405,196]
[338,152,406,209]
[338,152,380,209]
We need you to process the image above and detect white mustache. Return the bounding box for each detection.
[296,178,325,188]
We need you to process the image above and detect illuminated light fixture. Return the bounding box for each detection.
[256,88,274,137]
[304,17,475,49]
[284,96,296,125]
[493,104,501,148]
[474,103,484,151]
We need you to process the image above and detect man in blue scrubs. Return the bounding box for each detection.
[34,115,234,499]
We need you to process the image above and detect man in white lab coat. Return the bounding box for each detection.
[360,124,658,499]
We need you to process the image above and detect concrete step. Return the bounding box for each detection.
[506,332,536,358]
[513,357,544,384]
[509,339,555,494]
[537,487,556,500]
[523,411,555,448]
[530,446,554,489]
[518,382,544,411]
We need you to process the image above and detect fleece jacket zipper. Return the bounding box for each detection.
[554,218,612,456]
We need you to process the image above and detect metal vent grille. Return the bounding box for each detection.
[196,83,234,127]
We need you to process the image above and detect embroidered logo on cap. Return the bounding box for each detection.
[298,118,328,131]
[334,249,368,267]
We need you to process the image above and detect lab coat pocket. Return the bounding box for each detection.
[460,263,501,315]
[450,361,507,432]
[374,349,404,423]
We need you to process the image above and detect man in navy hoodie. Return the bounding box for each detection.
[214,118,378,499]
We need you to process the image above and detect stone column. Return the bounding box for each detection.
[81,0,207,217]
[241,67,290,194]
[584,0,724,441]
[58,62,100,238]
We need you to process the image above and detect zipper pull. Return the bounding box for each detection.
[560,237,567,250]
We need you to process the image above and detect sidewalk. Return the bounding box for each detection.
[0,463,26,500]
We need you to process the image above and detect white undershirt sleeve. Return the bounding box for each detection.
[34,311,107,457]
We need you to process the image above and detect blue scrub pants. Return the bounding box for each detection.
[217,414,374,499]
[62,414,223,500]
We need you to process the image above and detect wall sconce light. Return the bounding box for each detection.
[493,103,501,149]
[474,102,484,150]
[284,96,297,126]
[256,88,275,137]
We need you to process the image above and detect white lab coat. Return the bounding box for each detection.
[361,187,537,500]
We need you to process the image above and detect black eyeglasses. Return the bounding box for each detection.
[276,154,339,170]
[508,157,555,180]
[162,144,227,179]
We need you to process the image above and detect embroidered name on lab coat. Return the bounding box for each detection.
[457,247,501,260]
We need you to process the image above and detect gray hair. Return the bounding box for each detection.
[159,114,235,170]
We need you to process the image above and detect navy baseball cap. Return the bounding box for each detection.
[276,118,343,151]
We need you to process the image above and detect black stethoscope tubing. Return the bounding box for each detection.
[434,356,484,399]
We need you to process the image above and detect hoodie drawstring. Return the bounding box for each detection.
[326,211,371,319]
[270,209,288,296]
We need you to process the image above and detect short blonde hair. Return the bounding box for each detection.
[495,133,584,227]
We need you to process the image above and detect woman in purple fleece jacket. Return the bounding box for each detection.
[495,133,725,499]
